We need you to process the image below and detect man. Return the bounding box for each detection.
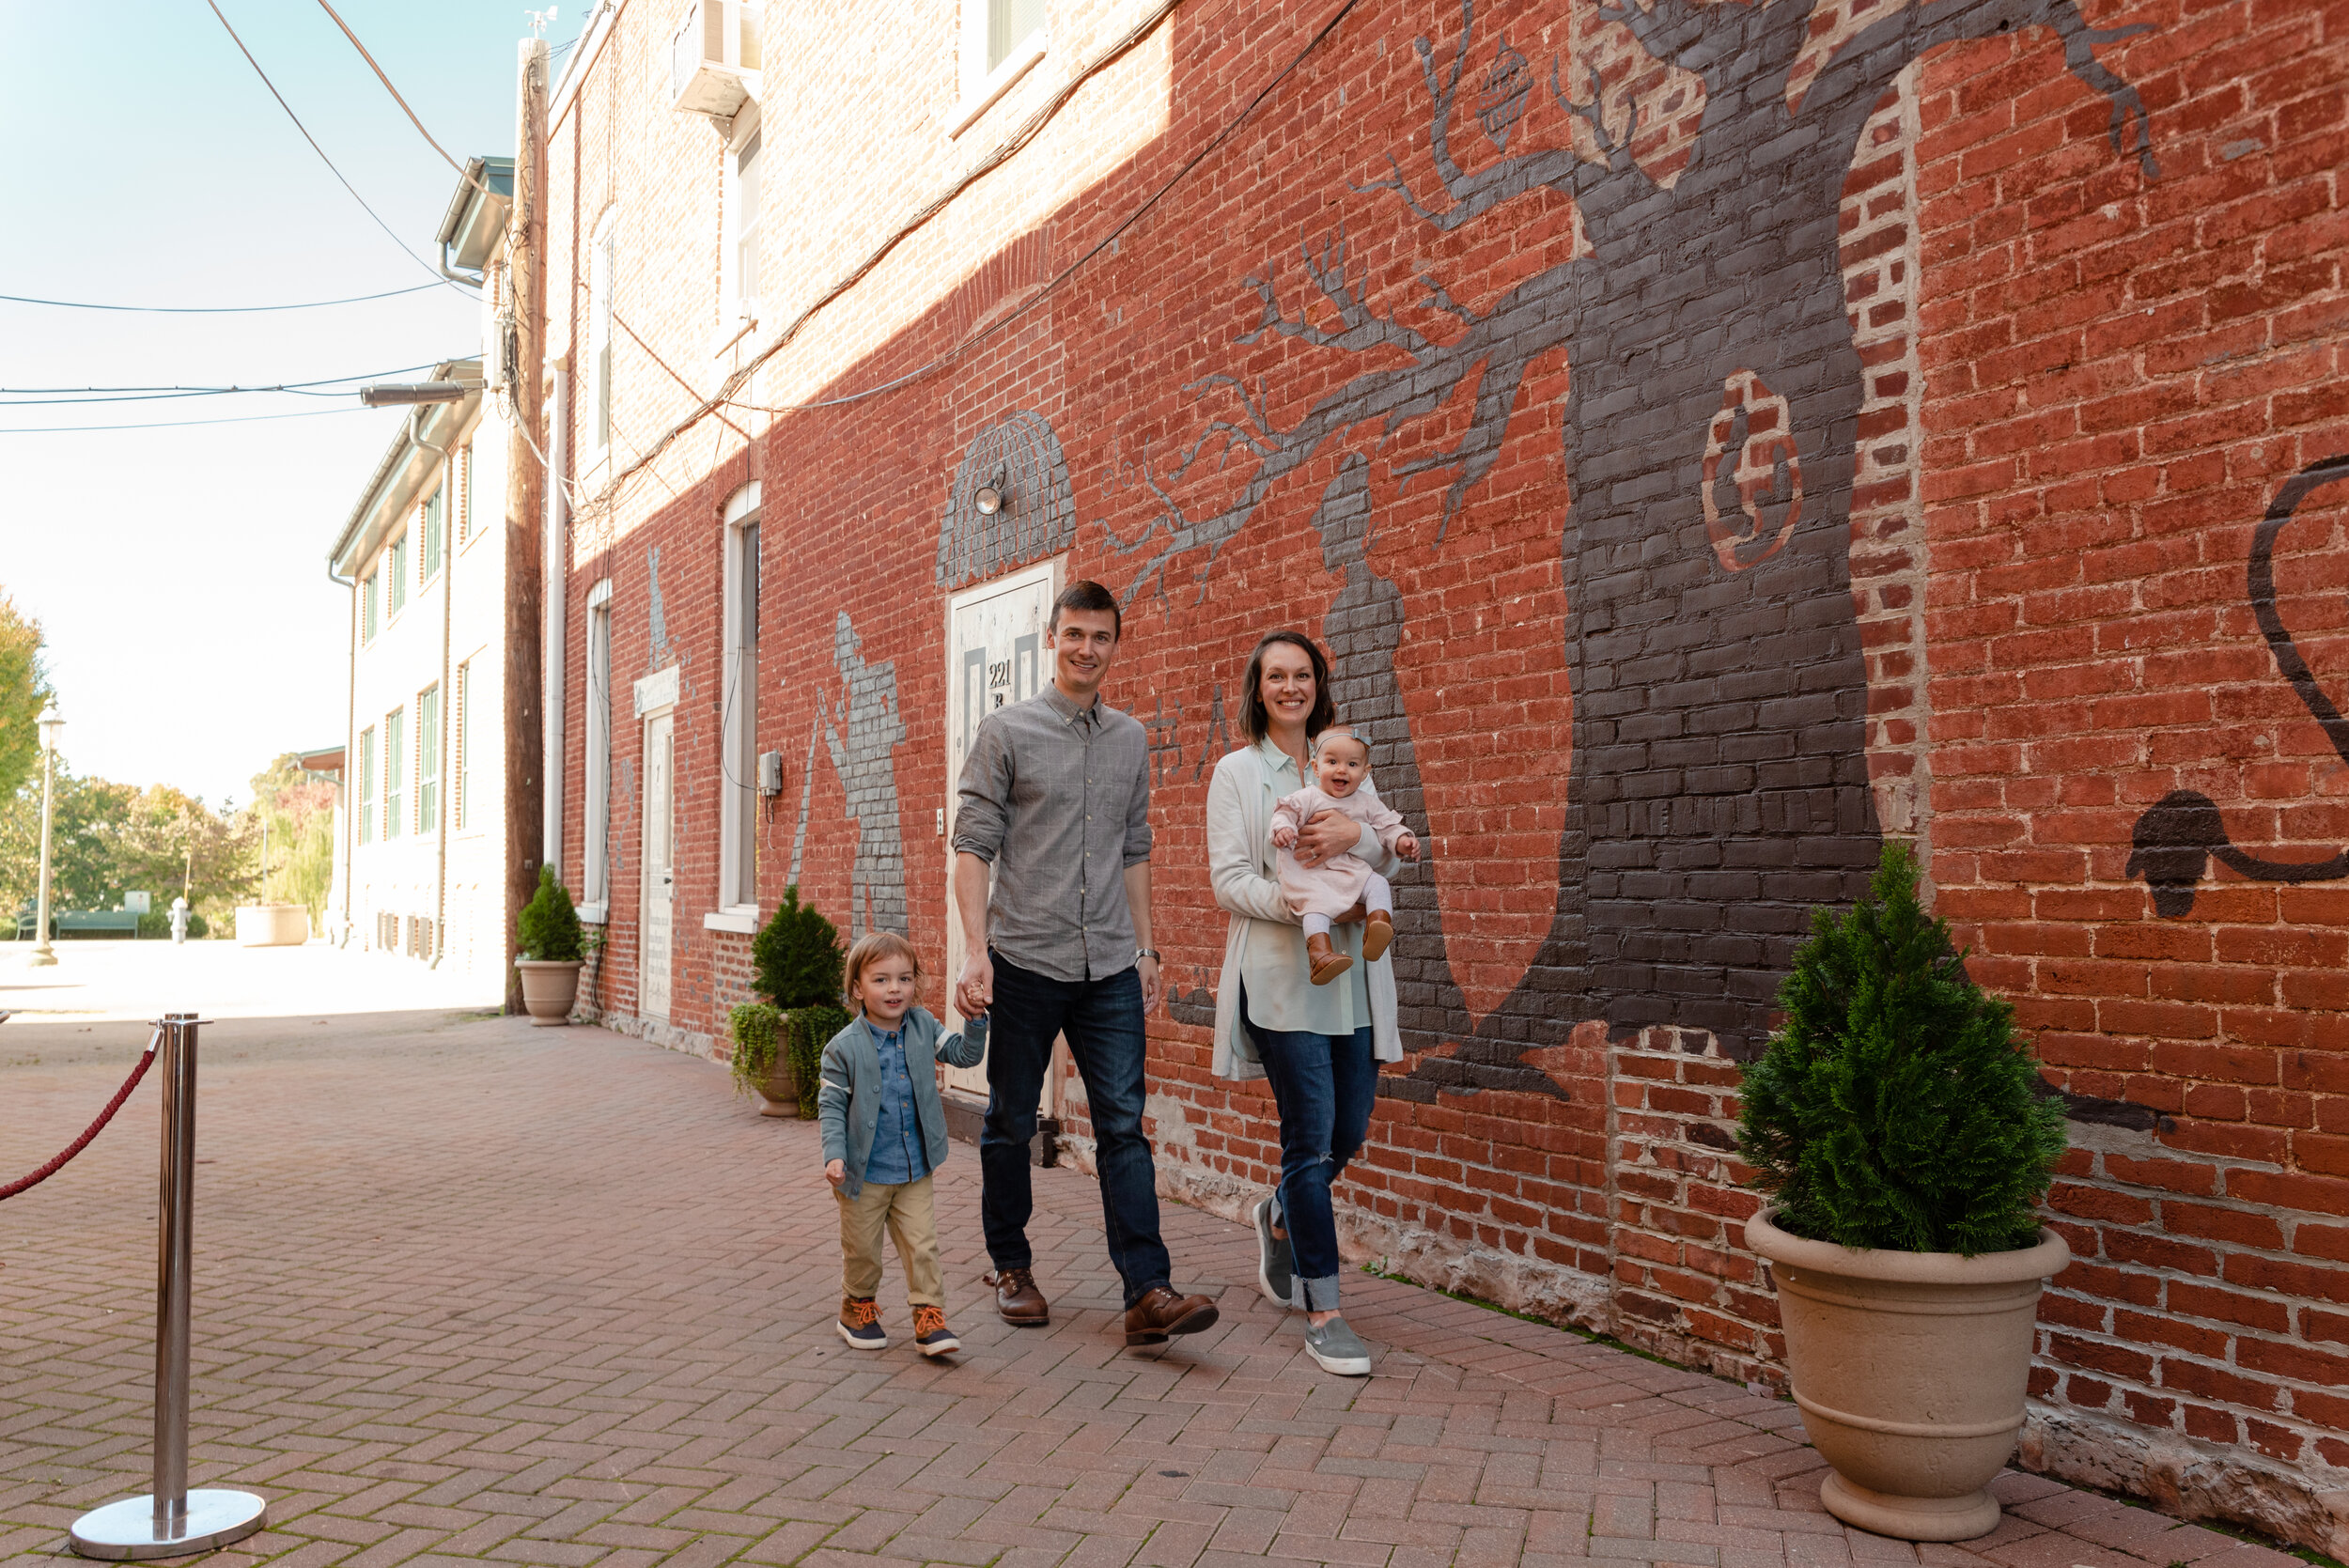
[952,580,1219,1347]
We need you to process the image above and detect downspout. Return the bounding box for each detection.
[413,403,455,969]
[543,364,568,879]
[330,558,357,945]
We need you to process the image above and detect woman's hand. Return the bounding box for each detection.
[825,1158,847,1189]
[1292,809,1360,869]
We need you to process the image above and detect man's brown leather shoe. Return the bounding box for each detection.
[988,1267,1050,1326]
[1125,1286,1220,1346]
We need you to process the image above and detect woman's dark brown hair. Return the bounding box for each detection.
[1239,630,1336,744]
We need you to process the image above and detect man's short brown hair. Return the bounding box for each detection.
[1048,579,1121,640]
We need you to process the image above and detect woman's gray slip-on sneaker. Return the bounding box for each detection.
[1253,1193,1294,1307]
[1303,1315,1372,1375]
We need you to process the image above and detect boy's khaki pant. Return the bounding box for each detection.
[836,1172,943,1306]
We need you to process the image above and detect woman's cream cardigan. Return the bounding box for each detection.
[1205,744,1405,1081]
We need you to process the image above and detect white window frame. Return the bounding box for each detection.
[384,706,407,840]
[589,208,618,465]
[454,658,474,833]
[718,110,763,347]
[358,725,376,846]
[417,683,442,834]
[582,579,614,922]
[708,486,761,933]
[388,532,410,618]
[953,0,1047,137]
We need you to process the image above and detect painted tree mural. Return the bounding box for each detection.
[1114,0,2158,1083]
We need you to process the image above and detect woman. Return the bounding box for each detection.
[1206,630,1407,1375]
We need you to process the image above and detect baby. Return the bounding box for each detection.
[1269,726,1420,986]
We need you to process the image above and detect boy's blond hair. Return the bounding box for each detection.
[843,930,923,1003]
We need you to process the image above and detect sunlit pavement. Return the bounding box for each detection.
[0,936,501,1025]
[0,954,2300,1568]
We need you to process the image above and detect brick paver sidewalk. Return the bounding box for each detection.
[0,1010,2302,1568]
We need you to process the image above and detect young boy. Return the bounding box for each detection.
[817,931,988,1356]
[1269,726,1420,986]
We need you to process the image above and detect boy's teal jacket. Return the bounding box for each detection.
[817,1007,988,1199]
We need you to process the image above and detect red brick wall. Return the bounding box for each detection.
[544,0,2349,1548]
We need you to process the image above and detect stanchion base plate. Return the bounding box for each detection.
[70,1490,268,1560]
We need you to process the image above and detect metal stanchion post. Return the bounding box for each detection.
[70,1016,268,1560]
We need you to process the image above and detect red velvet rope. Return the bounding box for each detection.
[0,1028,162,1202]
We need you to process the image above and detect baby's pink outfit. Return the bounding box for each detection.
[1271,784,1408,926]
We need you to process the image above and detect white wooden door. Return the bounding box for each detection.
[943,558,1059,1102]
[640,709,675,1022]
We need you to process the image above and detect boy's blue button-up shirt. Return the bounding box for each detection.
[859,1023,930,1187]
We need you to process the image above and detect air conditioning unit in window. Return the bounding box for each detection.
[670,0,760,119]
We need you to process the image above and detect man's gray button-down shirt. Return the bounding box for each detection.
[952,683,1152,984]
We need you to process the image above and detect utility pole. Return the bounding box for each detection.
[503,35,548,1014]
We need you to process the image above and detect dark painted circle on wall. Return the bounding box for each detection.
[938,410,1074,588]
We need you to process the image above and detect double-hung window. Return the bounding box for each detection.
[956,0,1046,132]
[358,726,376,845]
[417,684,441,833]
[716,492,760,923]
[422,487,443,582]
[384,706,406,839]
[389,534,410,616]
[591,211,617,456]
[363,572,380,642]
[455,660,474,831]
[726,128,762,328]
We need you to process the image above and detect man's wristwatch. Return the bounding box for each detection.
[1135,948,1161,965]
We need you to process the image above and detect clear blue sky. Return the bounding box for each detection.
[0,1,584,806]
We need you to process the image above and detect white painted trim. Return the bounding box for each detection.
[702,908,759,934]
[950,26,1047,139]
[634,665,679,716]
[579,901,608,925]
[587,576,614,608]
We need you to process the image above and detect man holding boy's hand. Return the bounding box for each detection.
[952,580,1219,1348]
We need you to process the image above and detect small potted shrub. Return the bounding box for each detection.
[728,1001,792,1116]
[515,867,586,1025]
[1740,843,2070,1543]
[734,886,847,1117]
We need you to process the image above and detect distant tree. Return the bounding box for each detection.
[0,590,51,803]
[0,765,137,917]
[248,754,335,925]
[109,784,259,931]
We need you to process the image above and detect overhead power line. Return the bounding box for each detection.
[0,284,443,314]
[202,0,462,290]
[0,361,458,407]
[312,0,494,198]
[0,406,381,436]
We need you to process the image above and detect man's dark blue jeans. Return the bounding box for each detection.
[981,952,1172,1308]
[1246,1005,1377,1312]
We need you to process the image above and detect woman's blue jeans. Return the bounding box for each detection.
[1246,1002,1376,1312]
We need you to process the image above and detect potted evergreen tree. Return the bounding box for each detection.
[514,867,586,1025]
[730,886,847,1116]
[1740,843,2070,1543]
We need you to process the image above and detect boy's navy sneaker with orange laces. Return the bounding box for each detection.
[912,1304,960,1357]
[836,1296,886,1349]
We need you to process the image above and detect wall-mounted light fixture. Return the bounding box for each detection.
[973,485,1004,515]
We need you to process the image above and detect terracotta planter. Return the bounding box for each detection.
[514,958,583,1026]
[1747,1207,2069,1542]
[753,1058,801,1118]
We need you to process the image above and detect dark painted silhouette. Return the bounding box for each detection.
[1114,0,2157,1075]
[2129,456,2349,916]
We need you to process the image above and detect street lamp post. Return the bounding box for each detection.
[26,702,63,968]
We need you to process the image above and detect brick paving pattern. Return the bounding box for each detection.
[0,1010,2308,1568]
